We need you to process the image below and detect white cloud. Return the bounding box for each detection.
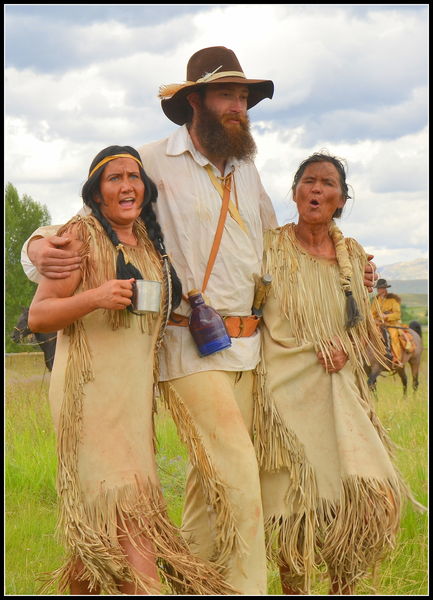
[365,247,429,269]
[4,4,428,267]
[252,122,428,264]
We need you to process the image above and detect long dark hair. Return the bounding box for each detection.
[82,145,182,309]
[292,151,352,219]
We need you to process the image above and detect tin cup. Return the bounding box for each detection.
[131,280,161,314]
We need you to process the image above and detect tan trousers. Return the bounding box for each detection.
[168,370,267,595]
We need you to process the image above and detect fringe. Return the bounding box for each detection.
[43,310,235,595]
[262,225,388,376]
[159,381,247,572]
[264,475,402,594]
[151,257,173,453]
[58,215,162,334]
[43,216,237,594]
[254,349,423,592]
[253,353,307,475]
[254,362,403,593]
[41,477,237,595]
[254,225,412,591]
[253,355,317,592]
[58,214,167,462]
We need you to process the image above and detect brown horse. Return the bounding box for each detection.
[11,307,57,371]
[365,321,424,396]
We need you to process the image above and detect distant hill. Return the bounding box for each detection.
[376,258,427,295]
[399,292,427,307]
[386,280,428,295]
[378,258,427,280]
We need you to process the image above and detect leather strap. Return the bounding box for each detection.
[205,164,248,233]
[181,172,231,303]
[201,171,232,294]
[168,313,261,338]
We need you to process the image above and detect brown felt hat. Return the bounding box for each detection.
[376,278,391,288]
[159,46,274,125]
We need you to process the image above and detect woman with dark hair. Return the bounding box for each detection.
[28,146,234,596]
[254,152,413,595]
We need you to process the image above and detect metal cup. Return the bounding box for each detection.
[131,280,161,314]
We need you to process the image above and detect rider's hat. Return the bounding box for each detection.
[376,278,391,288]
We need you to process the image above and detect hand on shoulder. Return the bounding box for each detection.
[28,228,83,280]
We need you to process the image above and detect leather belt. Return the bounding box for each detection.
[168,313,260,338]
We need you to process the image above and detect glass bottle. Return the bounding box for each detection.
[188,289,232,356]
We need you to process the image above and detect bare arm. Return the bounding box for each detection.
[28,233,134,332]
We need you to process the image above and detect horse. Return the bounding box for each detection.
[11,307,57,372]
[365,320,424,396]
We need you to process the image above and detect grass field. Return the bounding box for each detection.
[5,351,428,595]
[399,293,428,308]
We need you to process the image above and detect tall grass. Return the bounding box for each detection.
[5,352,428,595]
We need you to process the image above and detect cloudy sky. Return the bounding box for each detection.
[5,4,428,268]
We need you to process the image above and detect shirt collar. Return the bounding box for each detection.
[167,124,238,177]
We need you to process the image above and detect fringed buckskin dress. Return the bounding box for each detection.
[46,215,235,595]
[253,223,406,594]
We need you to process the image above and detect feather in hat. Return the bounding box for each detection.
[158,66,224,99]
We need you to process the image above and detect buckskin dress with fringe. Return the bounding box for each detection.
[253,223,407,594]
[45,215,235,595]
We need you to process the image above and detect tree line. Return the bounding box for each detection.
[5,183,51,353]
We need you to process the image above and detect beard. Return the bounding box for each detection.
[194,103,257,162]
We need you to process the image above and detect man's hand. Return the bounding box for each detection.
[317,343,348,374]
[28,235,82,279]
[317,348,348,373]
[364,254,378,292]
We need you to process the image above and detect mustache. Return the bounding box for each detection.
[221,114,248,125]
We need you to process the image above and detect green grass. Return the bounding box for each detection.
[399,294,428,326]
[399,293,427,307]
[5,352,428,595]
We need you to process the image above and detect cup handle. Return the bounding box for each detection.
[131,281,137,309]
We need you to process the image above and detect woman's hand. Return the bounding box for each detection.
[94,278,134,311]
[317,346,348,373]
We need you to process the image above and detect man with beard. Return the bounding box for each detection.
[136,47,277,594]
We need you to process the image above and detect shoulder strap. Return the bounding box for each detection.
[181,172,232,303]
[205,164,248,233]
[202,173,232,293]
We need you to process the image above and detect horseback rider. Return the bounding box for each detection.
[371,278,412,367]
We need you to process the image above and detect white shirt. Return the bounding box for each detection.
[138,125,277,380]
